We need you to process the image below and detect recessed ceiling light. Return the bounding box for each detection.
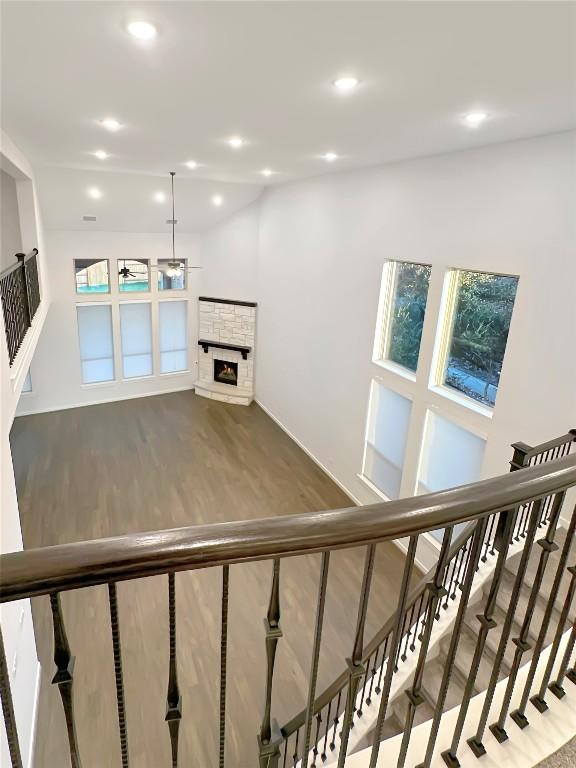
[87,187,102,200]
[463,111,489,128]
[93,150,108,160]
[127,21,157,41]
[101,118,121,132]
[261,168,274,177]
[333,76,359,93]
[212,195,223,207]
[228,136,244,149]
[154,192,166,203]
[323,152,338,162]
[185,160,198,170]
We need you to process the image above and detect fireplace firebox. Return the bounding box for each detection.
[214,359,238,386]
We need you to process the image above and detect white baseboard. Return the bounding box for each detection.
[15,383,196,417]
[28,661,41,768]
[255,398,361,506]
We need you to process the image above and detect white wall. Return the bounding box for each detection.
[1,131,49,768]
[17,231,202,415]
[1,169,23,271]
[202,132,576,510]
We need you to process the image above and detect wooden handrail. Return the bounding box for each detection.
[2,453,575,603]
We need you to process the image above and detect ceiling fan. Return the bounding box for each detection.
[149,172,203,278]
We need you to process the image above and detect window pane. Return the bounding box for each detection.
[119,303,152,378]
[118,259,150,292]
[363,381,412,499]
[77,304,114,383]
[159,301,188,373]
[75,258,110,293]
[443,271,518,407]
[379,261,431,372]
[418,412,486,541]
[158,259,187,290]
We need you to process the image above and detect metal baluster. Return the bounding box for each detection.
[418,519,487,768]
[108,583,129,767]
[397,528,452,768]
[368,536,418,768]
[375,636,389,695]
[512,503,576,725]
[337,544,376,767]
[292,729,300,768]
[532,564,576,710]
[302,552,330,767]
[453,543,468,597]
[492,494,563,739]
[329,691,342,751]
[259,559,283,768]
[412,595,425,649]
[549,621,576,699]
[165,574,181,768]
[321,701,332,761]
[219,566,230,768]
[400,605,416,662]
[0,626,23,768]
[311,713,322,767]
[481,515,496,563]
[469,497,543,754]
[357,652,372,716]
[50,592,82,768]
[442,554,458,611]
[366,648,380,706]
[443,506,518,766]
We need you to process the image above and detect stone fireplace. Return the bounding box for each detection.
[195,297,256,405]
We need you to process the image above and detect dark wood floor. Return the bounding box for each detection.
[11,391,417,767]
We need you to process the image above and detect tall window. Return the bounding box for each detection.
[119,303,153,378]
[158,259,187,290]
[77,305,115,383]
[118,259,150,292]
[74,259,110,294]
[441,270,519,407]
[159,301,188,373]
[362,381,412,499]
[376,261,431,372]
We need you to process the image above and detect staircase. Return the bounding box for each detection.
[0,430,575,768]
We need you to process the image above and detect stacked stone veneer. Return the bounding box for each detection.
[196,297,256,405]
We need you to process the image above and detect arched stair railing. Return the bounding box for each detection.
[0,432,575,768]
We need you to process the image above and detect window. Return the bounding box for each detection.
[418,412,486,540]
[376,261,431,372]
[74,258,110,293]
[158,259,186,290]
[362,381,412,499]
[119,302,153,378]
[159,301,188,373]
[77,305,115,383]
[22,369,32,393]
[118,259,150,293]
[441,270,518,407]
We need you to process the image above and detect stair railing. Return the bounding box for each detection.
[0,441,575,768]
[0,248,41,365]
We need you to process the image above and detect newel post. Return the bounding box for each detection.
[258,558,283,768]
[494,441,531,550]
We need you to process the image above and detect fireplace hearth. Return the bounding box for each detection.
[214,359,238,386]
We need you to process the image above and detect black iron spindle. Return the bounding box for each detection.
[368,535,418,768]
[259,558,283,768]
[108,583,129,768]
[219,566,230,768]
[548,620,576,699]
[165,573,181,768]
[321,700,332,761]
[302,552,330,767]
[337,544,376,767]
[329,691,342,751]
[50,592,82,768]
[0,626,23,768]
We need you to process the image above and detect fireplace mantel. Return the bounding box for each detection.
[197,339,251,360]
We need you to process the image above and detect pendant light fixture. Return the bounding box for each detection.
[165,171,183,279]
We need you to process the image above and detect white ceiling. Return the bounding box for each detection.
[2,1,575,189]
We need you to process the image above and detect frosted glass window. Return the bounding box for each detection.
[75,258,110,293]
[22,369,32,393]
[418,413,486,495]
[77,305,115,383]
[120,303,153,378]
[159,301,188,373]
[363,381,412,499]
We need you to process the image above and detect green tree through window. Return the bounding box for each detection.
[386,262,432,371]
[444,271,518,407]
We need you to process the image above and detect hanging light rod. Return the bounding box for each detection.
[152,171,202,279]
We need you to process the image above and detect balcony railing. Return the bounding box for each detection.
[0,431,575,768]
[0,248,41,365]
